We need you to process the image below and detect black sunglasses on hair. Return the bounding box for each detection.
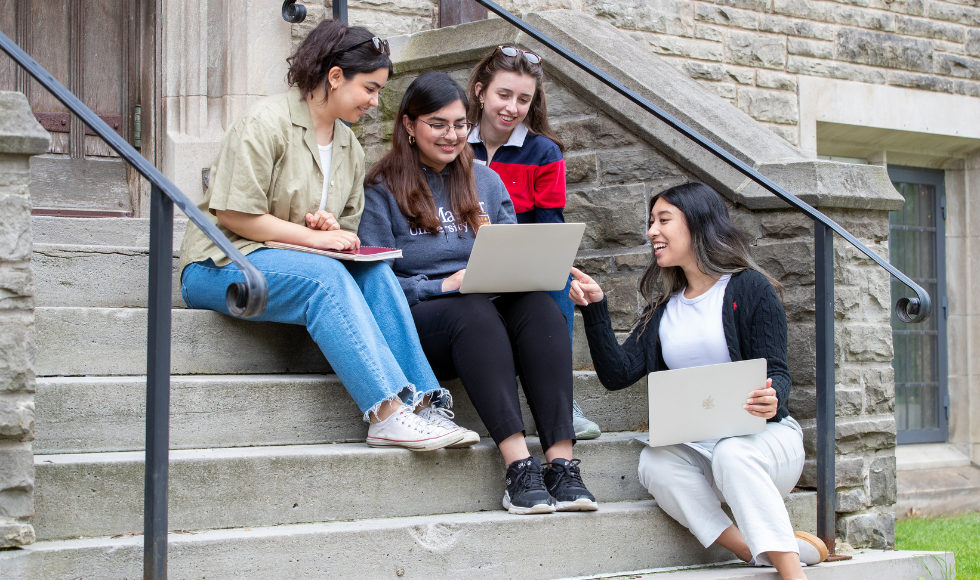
[493,45,542,64]
[335,36,391,56]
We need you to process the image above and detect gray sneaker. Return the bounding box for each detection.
[572,400,601,440]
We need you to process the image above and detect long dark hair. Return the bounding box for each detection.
[286,20,392,100]
[366,72,483,235]
[639,182,783,326]
[466,47,565,153]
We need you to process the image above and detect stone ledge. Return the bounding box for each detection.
[0,92,50,156]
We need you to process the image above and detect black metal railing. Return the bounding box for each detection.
[0,30,268,580]
[467,0,931,558]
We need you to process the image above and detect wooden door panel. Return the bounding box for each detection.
[0,0,16,90]
[82,0,125,158]
[29,0,71,118]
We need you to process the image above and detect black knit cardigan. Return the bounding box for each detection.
[579,269,791,423]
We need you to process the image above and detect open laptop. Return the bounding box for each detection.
[642,358,768,448]
[459,223,586,294]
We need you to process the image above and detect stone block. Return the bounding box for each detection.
[786,322,816,384]
[737,87,799,124]
[837,387,863,417]
[836,487,868,512]
[683,61,728,82]
[645,34,724,61]
[759,212,811,239]
[835,416,896,454]
[759,15,837,41]
[726,31,786,69]
[543,80,598,118]
[698,81,737,100]
[695,25,725,42]
[346,9,432,38]
[0,92,51,155]
[837,510,894,548]
[870,455,897,506]
[954,78,980,96]
[726,65,756,84]
[835,29,934,72]
[787,37,834,59]
[842,324,893,363]
[753,238,813,283]
[780,285,814,322]
[597,147,686,185]
[695,4,758,30]
[0,154,31,189]
[762,122,799,146]
[0,191,31,262]
[967,29,980,57]
[585,0,695,36]
[936,53,980,80]
[0,261,32,311]
[593,272,642,330]
[886,70,955,92]
[555,115,638,151]
[566,184,648,248]
[896,16,965,43]
[0,518,34,548]
[0,441,33,517]
[925,1,980,26]
[565,153,598,184]
[0,394,34,441]
[868,0,924,16]
[787,56,888,84]
[799,455,865,488]
[0,311,35,392]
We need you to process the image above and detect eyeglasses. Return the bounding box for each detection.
[418,119,474,138]
[493,45,542,64]
[335,36,391,57]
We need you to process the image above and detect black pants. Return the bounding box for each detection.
[410,292,575,451]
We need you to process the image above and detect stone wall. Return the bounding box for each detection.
[297,0,980,148]
[0,91,48,548]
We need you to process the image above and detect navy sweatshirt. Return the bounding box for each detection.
[579,269,792,423]
[358,163,517,306]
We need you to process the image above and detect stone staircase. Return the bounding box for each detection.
[1,217,941,579]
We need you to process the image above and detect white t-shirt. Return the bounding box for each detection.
[658,274,732,456]
[317,143,334,211]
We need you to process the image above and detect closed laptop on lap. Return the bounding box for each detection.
[459,223,586,294]
[644,358,768,448]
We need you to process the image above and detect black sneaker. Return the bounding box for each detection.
[502,456,557,515]
[544,458,598,512]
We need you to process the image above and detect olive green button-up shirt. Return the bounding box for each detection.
[178,86,365,275]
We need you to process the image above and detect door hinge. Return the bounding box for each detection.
[944,395,950,419]
[943,295,949,319]
[134,105,142,149]
[940,196,946,220]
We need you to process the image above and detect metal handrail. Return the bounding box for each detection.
[475,0,929,324]
[468,0,930,559]
[0,29,268,580]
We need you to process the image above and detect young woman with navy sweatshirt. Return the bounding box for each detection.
[358,72,597,516]
[465,45,601,440]
[570,183,828,580]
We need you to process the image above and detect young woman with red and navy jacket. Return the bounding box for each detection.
[466,46,602,440]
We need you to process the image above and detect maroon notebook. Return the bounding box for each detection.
[264,241,402,261]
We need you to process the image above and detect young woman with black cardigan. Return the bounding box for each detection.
[569,182,827,580]
[357,72,596,515]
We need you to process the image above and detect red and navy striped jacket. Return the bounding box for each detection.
[468,122,567,224]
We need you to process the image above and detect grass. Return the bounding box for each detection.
[896,511,980,579]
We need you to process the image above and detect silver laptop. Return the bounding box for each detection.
[644,359,768,448]
[459,223,586,294]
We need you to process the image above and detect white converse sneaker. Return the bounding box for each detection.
[367,405,464,451]
[416,406,480,448]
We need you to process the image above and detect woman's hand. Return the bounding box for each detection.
[306,210,340,231]
[310,229,361,252]
[569,267,605,306]
[441,269,466,292]
[744,379,778,419]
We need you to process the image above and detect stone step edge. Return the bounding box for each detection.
[35,430,644,463]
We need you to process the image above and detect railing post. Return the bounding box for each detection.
[814,222,837,556]
[144,184,174,580]
[333,0,348,24]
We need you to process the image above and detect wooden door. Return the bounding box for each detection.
[0,0,142,216]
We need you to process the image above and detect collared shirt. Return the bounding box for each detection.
[178,86,365,275]
[468,121,566,223]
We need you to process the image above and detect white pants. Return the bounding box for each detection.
[638,417,805,559]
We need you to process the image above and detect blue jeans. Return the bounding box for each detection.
[545,274,575,344]
[180,248,446,420]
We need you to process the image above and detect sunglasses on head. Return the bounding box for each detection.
[335,36,391,57]
[493,45,542,64]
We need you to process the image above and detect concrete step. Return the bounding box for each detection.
[31,216,187,248]
[895,462,980,518]
[34,372,647,454]
[4,498,819,580]
[38,432,744,540]
[35,307,328,376]
[554,550,953,580]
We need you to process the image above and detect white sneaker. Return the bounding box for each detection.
[795,531,828,565]
[367,405,464,451]
[416,406,480,448]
